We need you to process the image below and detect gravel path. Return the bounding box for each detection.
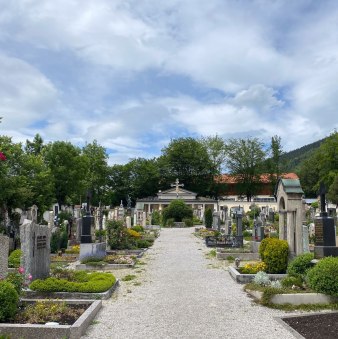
[82,228,297,339]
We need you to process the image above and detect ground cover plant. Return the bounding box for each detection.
[80,254,135,266]
[13,300,86,325]
[29,268,116,293]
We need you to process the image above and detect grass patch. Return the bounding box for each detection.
[206,249,216,258]
[122,274,137,282]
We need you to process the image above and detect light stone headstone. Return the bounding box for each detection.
[142,212,147,227]
[76,218,82,242]
[212,212,221,231]
[0,235,9,279]
[133,213,137,226]
[302,225,310,253]
[126,216,131,228]
[20,220,51,281]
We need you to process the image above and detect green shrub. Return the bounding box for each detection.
[50,230,68,253]
[131,225,144,233]
[183,218,193,227]
[151,210,161,225]
[259,238,289,274]
[204,208,213,228]
[106,220,132,250]
[0,281,19,321]
[80,256,105,264]
[8,249,22,268]
[307,256,338,297]
[29,272,116,293]
[281,276,303,288]
[162,200,193,223]
[136,239,153,248]
[165,218,175,227]
[287,253,314,279]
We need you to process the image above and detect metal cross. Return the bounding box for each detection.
[171,178,184,198]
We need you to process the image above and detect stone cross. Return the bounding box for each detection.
[171,178,184,198]
[319,182,327,215]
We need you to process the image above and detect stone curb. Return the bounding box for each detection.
[0,299,102,339]
[228,266,287,283]
[246,289,338,305]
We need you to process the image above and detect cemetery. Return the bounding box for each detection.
[0,138,337,338]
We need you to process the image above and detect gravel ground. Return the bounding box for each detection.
[82,228,298,339]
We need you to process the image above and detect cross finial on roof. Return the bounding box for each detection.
[171,178,184,198]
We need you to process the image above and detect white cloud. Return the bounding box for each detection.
[0,53,58,133]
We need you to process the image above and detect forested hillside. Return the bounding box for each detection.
[280,138,327,173]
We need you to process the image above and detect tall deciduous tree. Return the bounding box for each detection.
[82,140,109,206]
[43,141,86,206]
[225,137,266,201]
[159,137,213,195]
[298,131,338,197]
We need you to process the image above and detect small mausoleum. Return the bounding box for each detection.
[275,178,305,256]
[135,179,217,221]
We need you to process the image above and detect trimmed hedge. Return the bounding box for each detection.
[307,256,338,297]
[259,238,289,274]
[0,281,19,321]
[29,272,116,293]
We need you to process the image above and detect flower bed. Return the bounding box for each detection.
[76,254,136,270]
[0,299,101,339]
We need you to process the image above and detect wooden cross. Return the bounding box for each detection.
[171,178,184,198]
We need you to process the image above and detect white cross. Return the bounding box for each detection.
[171,178,184,198]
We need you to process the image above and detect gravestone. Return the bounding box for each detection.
[20,220,51,280]
[235,210,243,237]
[126,216,131,228]
[302,225,310,253]
[314,183,338,258]
[81,192,93,244]
[133,213,137,226]
[255,216,264,241]
[142,212,147,227]
[212,212,221,231]
[76,218,82,242]
[0,235,9,279]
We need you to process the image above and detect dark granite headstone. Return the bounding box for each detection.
[314,183,338,258]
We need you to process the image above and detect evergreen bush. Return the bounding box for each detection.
[259,238,289,273]
[183,218,193,227]
[204,208,213,228]
[151,210,161,225]
[307,256,338,297]
[162,200,193,224]
[287,253,314,279]
[0,281,19,321]
[8,249,22,268]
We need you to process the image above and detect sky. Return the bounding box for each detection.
[0,0,338,165]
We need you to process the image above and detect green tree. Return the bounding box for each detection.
[225,137,266,201]
[298,131,338,197]
[0,136,31,230]
[327,175,338,206]
[43,141,86,206]
[125,158,160,201]
[159,137,213,195]
[82,140,109,206]
[25,133,44,155]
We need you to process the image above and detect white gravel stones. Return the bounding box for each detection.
[82,228,297,339]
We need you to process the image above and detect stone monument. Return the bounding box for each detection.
[20,219,51,280]
[0,235,9,279]
[314,183,338,258]
[212,211,221,231]
[81,191,93,243]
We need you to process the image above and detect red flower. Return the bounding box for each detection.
[0,152,6,161]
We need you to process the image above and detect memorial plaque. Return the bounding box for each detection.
[314,218,324,246]
[36,235,47,249]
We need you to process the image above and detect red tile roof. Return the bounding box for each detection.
[216,173,298,184]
